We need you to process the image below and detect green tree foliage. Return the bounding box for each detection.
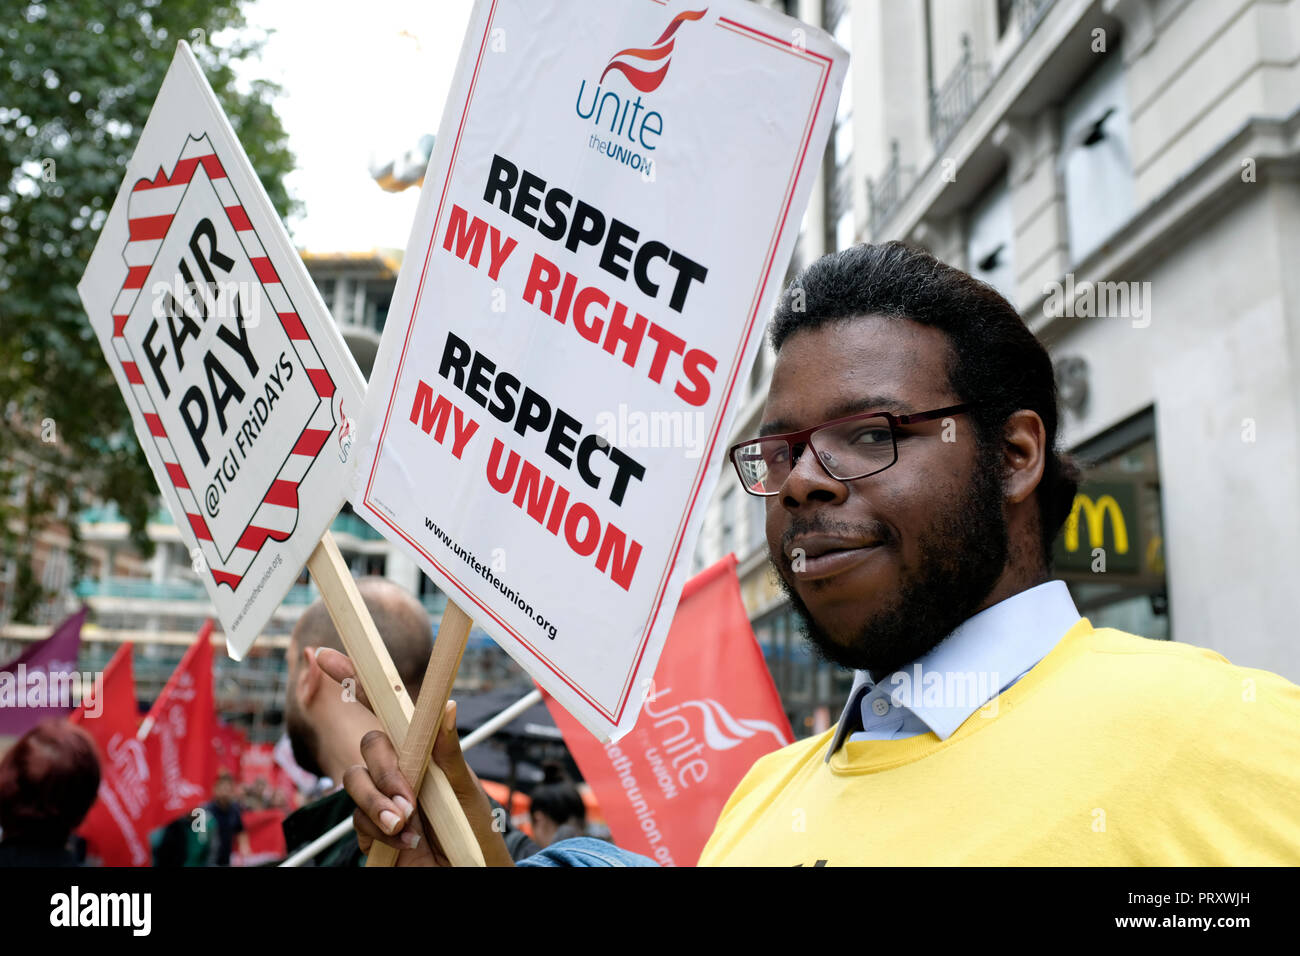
[0,1,298,620]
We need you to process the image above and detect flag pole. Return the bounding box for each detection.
[306,530,483,866]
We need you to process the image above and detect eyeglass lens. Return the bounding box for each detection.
[734,415,895,493]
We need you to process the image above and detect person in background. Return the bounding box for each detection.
[280,578,434,866]
[0,719,100,867]
[205,770,244,866]
[152,809,211,866]
[528,782,587,848]
[282,577,539,865]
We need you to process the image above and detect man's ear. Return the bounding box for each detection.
[1001,409,1047,506]
[293,644,324,708]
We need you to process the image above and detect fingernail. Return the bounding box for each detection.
[393,795,415,821]
[401,830,421,849]
[445,700,457,736]
[380,810,401,834]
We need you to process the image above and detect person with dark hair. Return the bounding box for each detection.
[328,242,1300,866]
[152,770,241,867]
[528,783,586,848]
[0,720,101,867]
[205,771,244,866]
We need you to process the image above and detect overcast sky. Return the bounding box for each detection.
[236,0,476,252]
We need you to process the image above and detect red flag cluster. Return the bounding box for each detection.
[140,621,216,825]
[70,621,219,866]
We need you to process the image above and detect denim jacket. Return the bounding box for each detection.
[516,837,659,867]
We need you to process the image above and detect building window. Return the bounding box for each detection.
[966,173,1016,306]
[835,208,855,252]
[997,0,1016,36]
[833,119,854,173]
[749,345,766,398]
[1060,49,1135,262]
[1053,408,1169,640]
[719,487,736,557]
[418,574,445,614]
[747,493,768,555]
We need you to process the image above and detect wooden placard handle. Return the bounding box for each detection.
[365,599,473,867]
[306,531,484,867]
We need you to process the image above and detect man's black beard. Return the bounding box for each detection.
[772,440,1009,678]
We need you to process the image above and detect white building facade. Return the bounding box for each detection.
[691,0,1300,735]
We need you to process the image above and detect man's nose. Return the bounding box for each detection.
[779,442,848,508]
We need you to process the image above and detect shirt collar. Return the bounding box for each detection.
[825,580,1081,760]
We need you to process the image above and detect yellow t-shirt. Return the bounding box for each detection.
[698,620,1300,865]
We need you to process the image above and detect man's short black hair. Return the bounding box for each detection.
[769,240,1080,563]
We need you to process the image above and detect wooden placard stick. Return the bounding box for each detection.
[306,531,484,867]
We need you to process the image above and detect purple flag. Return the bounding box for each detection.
[0,606,88,735]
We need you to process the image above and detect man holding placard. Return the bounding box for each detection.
[336,241,1300,866]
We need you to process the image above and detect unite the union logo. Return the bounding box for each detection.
[600,7,709,92]
[575,8,709,177]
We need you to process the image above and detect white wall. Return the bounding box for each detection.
[1053,180,1300,680]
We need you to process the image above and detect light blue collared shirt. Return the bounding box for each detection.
[825,580,1082,760]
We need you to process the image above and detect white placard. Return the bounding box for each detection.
[78,43,366,658]
[352,0,845,739]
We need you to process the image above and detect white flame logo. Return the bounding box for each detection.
[107,733,151,817]
[675,698,790,751]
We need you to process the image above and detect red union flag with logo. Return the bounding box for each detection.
[141,620,217,828]
[542,554,791,865]
[71,642,155,867]
[77,41,366,659]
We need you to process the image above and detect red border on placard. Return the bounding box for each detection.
[362,1,833,725]
[112,136,337,591]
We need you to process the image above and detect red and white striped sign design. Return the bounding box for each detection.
[110,134,340,590]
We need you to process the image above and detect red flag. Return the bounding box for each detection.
[70,642,156,866]
[238,741,299,809]
[141,620,217,830]
[542,554,792,866]
[0,606,86,735]
[213,720,247,776]
[231,808,287,866]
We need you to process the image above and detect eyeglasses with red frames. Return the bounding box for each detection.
[728,403,974,496]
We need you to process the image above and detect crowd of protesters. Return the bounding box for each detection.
[0,579,596,867]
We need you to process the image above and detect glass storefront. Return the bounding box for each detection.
[1055,408,1170,641]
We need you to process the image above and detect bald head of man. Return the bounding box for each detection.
[285,577,433,782]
